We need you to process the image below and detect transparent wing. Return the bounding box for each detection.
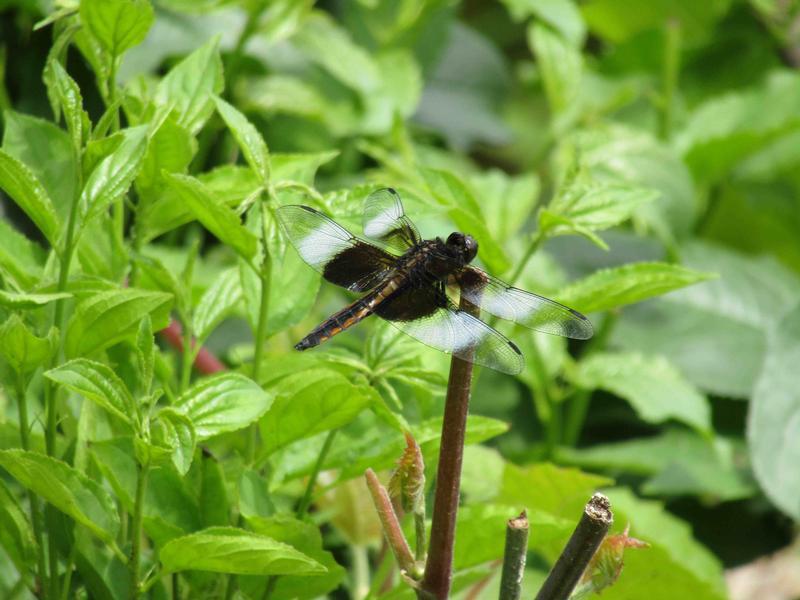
[374,284,524,374]
[455,267,593,340]
[276,205,396,292]
[362,188,422,253]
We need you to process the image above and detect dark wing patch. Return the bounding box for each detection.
[455,267,594,339]
[276,204,397,292]
[362,188,422,253]
[375,284,524,374]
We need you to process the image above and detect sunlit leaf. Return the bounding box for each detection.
[80,0,154,57]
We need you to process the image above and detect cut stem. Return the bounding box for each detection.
[534,494,613,600]
[419,293,480,599]
[499,511,529,600]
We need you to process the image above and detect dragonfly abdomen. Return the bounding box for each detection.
[295,278,404,350]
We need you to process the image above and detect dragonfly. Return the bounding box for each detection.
[275,188,593,374]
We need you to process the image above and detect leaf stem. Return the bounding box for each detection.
[296,429,337,520]
[129,461,150,600]
[659,19,681,140]
[534,494,612,600]
[419,292,480,599]
[414,509,426,563]
[509,230,544,287]
[499,511,529,600]
[15,373,48,596]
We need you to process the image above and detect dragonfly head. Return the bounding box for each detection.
[446,232,478,265]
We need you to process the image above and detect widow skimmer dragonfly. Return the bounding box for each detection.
[276,188,592,375]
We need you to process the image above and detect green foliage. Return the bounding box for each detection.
[0,0,796,598]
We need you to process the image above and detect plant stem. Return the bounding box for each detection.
[534,494,612,600]
[352,545,370,600]
[659,19,681,140]
[499,511,529,600]
[414,509,426,563]
[563,312,618,446]
[179,317,194,393]
[15,374,48,597]
[419,293,480,599]
[296,429,337,520]
[59,542,77,600]
[508,231,544,287]
[129,461,150,600]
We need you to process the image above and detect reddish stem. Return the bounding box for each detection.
[365,469,416,576]
[159,319,225,374]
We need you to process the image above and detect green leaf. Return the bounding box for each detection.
[213,96,271,184]
[0,220,45,289]
[135,314,155,393]
[199,452,229,527]
[603,488,727,600]
[469,169,539,241]
[163,173,258,259]
[572,352,711,432]
[748,302,800,520]
[292,12,380,97]
[2,110,77,220]
[155,37,224,134]
[581,0,730,44]
[0,449,120,544]
[557,262,713,314]
[80,0,154,57]
[0,479,36,569]
[159,526,326,576]
[44,59,89,152]
[65,288,173,358]
[193,268,242,344]
[677,71,800,182]
[271,151,338,186]
[242,515,346,599]
[0,315,57,376]
[565,124,696,237]
[559,430,755,501]
[45,359,134,425]
[136,117,196,195]
[502,0,585,45]
[154,408,197,475]
[0,149,60,247]
[0,290,70,309]
[174,373,274,440]
[527,23,582,113]
[543,182,658,242]
[80,125,149,223]
[259,370,372,456]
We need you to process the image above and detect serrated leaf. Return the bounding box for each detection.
[748,302,800,520]
[65,288,173,357]
[572,352,711,432]
[155,37,224,134]
[80,0,154,57]
[557,262,713,314]
[545,182,658,235]
[45,358,134,425]
[0,479,36,568]
[213,96,270,184]
[259,370,372,456]
[0,149,60,247]
[0,315,58,376]
[155,408,197,475]
[136,117,197,195]
[2,110,77,219]
[0,450,120,544]
[193,268,242,343]
[528,22,582,113]
[0,290,71,309]
[174,373,273,440]
[80,125,149,223]
[135,315,155,393]
[271,151,338,186]
[160,526,326,575]
[163,173,258,259]
[43,59,87,151]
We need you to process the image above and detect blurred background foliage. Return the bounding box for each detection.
[2,0,800,598]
